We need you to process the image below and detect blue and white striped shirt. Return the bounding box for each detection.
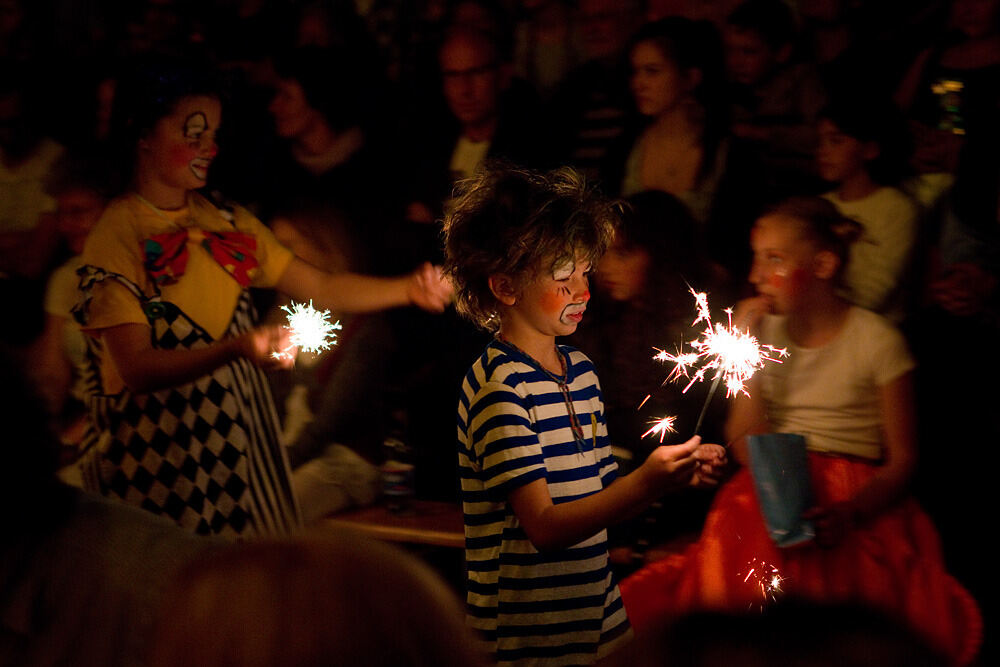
[457,339,631,665]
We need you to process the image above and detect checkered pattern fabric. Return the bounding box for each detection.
[76,268,300,538]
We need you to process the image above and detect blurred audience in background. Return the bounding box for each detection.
[1,1,995,664]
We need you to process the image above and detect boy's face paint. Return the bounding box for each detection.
[513,255,593,337]
[141,96,221,196]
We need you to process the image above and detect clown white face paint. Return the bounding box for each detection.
[183,112,213,181]
[504,253,593,347]
[140,95,221,202]
[547,257,591,326]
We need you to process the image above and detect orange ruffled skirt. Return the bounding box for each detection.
[620,454,982,665]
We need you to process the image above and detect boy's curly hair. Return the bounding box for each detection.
[442,164,618,331]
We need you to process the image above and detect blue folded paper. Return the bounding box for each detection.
[747,433,815,547]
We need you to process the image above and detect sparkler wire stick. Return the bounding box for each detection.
[691,374,722,437]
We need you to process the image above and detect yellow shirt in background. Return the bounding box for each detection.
[80,191,294,393]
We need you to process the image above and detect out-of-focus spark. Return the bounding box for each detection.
[642,416,677,443]
[739,558,785,611]
[272,300,341,360]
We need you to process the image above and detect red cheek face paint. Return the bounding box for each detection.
[768,267,808,294]
[169,144,199,168]
[540,289,565,315]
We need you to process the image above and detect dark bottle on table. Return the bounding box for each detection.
[381,413,414,514]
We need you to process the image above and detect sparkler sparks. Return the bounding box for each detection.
[654,289,787,399]
[642,416,677,443]
[272,300,341,360]
[740,558,785,611]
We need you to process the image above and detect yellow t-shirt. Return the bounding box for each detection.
[80,192,294,392]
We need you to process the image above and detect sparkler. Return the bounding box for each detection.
[654,289,787,435]
[272,300,341,360]
[642,415,677,443]
[739,558,784,611]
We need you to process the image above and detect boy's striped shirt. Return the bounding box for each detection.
[458,340,631,665]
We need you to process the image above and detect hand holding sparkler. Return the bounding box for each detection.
[641,417,728,486]
[238,324,296,370]
[637,436,703,492]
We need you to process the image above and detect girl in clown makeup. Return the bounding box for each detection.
[618,197,981,665]
[73,63,451,539]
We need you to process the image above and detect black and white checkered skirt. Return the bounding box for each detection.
[76,267,301,538]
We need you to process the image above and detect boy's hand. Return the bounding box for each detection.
[691,443,728,487]
[640,436,701,491]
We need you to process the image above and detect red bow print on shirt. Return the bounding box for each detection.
[142,229,259,287]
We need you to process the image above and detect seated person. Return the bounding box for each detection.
[816,96,919,323]
[545,0,638,183]
[619,198,982,666]
[405,24,548,248]
[724,0,827,196]
[261,46,403,268]
[0,348,222,667]
[28,152,109,459]
[265,204,396,524]
[147,535,489,667]
[605,16,766,283]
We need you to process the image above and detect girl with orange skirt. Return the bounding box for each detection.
[619,197,982,665]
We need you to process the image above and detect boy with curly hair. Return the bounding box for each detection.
[443,165,726,665]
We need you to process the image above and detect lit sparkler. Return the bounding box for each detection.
[654,289,787,434]
[642,416,677,443]
[740,558,784,611]
[272,300,341,360]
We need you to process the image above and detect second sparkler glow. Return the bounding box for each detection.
[654,289,787,398]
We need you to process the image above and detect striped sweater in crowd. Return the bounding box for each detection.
[457,339,632,666]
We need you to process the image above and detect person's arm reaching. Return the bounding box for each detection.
[276,257,452,314]
[508,437,702,551]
